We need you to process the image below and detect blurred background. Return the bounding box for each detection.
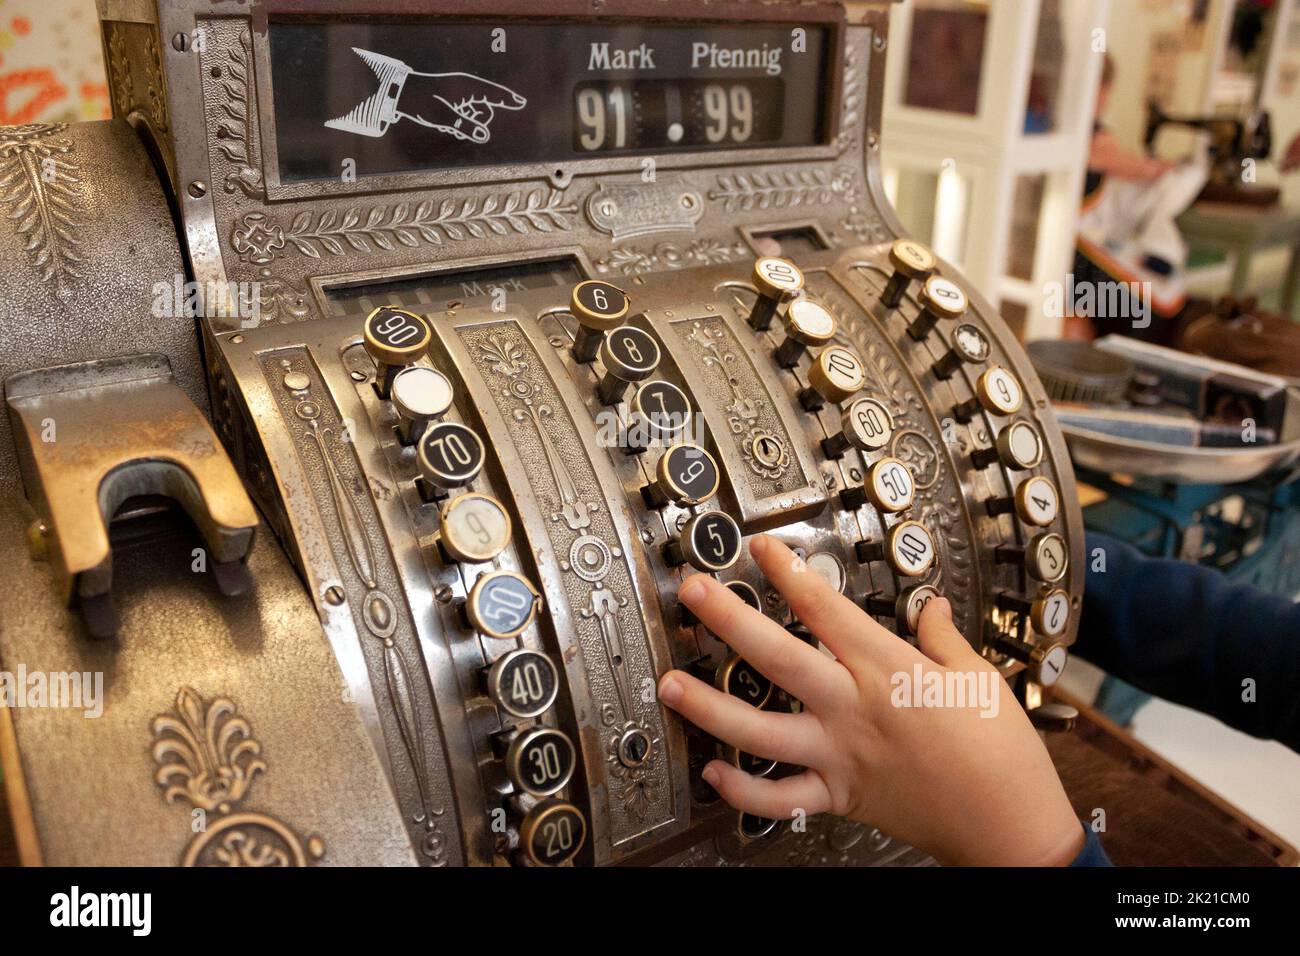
[2,0,1298,853]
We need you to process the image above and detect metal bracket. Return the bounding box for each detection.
[4,353,258,638]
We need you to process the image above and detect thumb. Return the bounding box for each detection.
[916,597,977,668]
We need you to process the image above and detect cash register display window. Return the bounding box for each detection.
[269,20,830,182]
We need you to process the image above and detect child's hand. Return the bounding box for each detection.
[657,533,1085,866]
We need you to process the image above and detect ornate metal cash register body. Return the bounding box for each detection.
[0,1,1084,867]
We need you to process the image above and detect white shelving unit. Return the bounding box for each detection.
[879,0,1111,341]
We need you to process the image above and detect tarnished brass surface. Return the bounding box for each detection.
[0,0,1083,867]
[0,492,418,866]
[0,120,204,486]
[6,354,257,607]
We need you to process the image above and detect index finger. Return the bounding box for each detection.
[750,534,916,673]
[678,574,854,710]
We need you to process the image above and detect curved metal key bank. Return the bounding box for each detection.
[0,1,1083,867]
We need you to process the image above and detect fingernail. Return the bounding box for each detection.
[679,576,707,605]
[750,534,771,558]
[701,764,721,788]
[658,674,683,705]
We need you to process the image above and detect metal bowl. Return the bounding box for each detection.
[1061,423,1300,484]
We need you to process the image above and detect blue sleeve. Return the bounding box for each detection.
[1070,823,1112,867]
[1077,531,1300,751]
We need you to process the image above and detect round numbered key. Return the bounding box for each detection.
[363,306,431,366]
[846,397,894,450]
[753,257,805,298]
[486,648,559,719]
[466,571,540,638]
[715,653,773,709]
[725,746,778,777]
[1026,532,1069,583]
[866,457,915,513]
[419,421,485,492]
[748,257,805,330]
[1031,642,1070,688]
[804,551,847,594]
[630,381,692,444]
[1016,476,1059,527]
[601,325,660,380]
[506,727,577,797]
[976,366,1023,415]
[882,239,938,307]
[570,280,630,362]
[891,238,937,277]
[898,583,940,635]
[647,443,720,507]
[920,276,968,319]
[391,366,454,443]
[871,583,941,634]
[886,521,937,577]
[805,345,868,406]
[438,493,512,563]
[726,580,763,612]
[737,812,779,841]
[570,280,630,331]
[597,325,660,404]
[786,298,836,342]
[675,512,743,573]
[933,323,991,379]
[774,298,837,367]
[997,421,1044,470]
[518,800,587,866]
[1031,588,1071,638]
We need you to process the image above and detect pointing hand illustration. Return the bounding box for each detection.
[325,48,527,142]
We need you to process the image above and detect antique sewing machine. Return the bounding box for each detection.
[1144,101,1277,206]
[0,0,1086,867]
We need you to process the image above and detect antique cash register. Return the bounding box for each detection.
[0,1,1084,867]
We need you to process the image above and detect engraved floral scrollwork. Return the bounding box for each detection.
[839,209,889,244]
[890,429,941,491]
[605,716,661,822]
[683,320,792,485]
[481,332,598,532]
[231,211,285,266]
[277,360,449,864]
[594,238,749,276]
[143,30,169,135]
[248,268,311,324]
[0,123,85,292]
[152,686,265,811]
[152,687,326,867]
[470,325,665,829]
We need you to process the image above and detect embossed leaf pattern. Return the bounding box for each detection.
[284,189,577,258]
[0,126,85,291]
[708,169,833,211]
[836,43,861,153]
